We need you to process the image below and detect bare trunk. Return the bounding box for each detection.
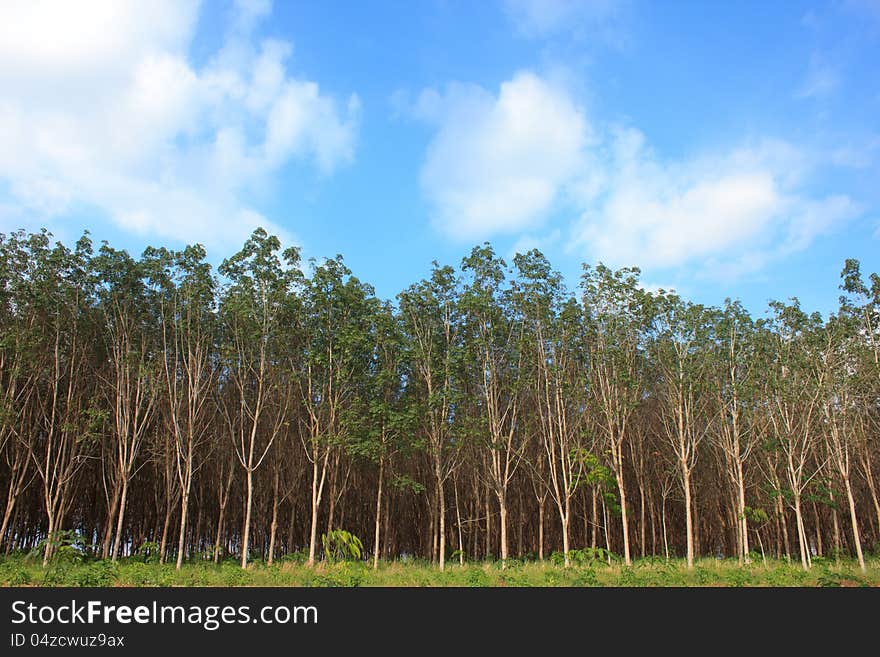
[683,467,694,569]
[267,469,280,566]
[737,464,750,563]
[0,483,21,551]
[101,485,121,559]
[617,472,631,566]
[844,477,866,573]
[241,468,253,568]
[373,455,384,570]
[498,493,508,567]
[454,477,464,566]
[590,488,598,550]
[661,496,669,560]
[110,478,129,561]
[42,513,54,566]
[793,494,810,570]
[561,508,571,568]
[438,475,446,571]
[175,485,190,570]
[537,497,545,561]
[639,483,646,559]
[213,500,227,564]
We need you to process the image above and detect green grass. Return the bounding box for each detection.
[1,553,879,587]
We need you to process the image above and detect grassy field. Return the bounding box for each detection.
[1,553,879,587]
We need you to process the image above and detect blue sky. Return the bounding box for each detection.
[1,0,878,317]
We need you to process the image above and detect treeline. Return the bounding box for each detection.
[0,227,878,572]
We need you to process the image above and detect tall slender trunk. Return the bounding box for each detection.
[843,477,866,573]
[175,477,191,570]
[830,489,841,559]
[774,481,791,561]
[308,458,320,566]
[101,485,121,559]
[590,488,598,550]
[498,493,508,567]
[537,497,545,561]
[241,468,253,568]
[267,469,280,566]
[454,477,464,566]
[616,470,631,566]
[437,472,446,571]
[639,482,646,559]
[373,454,384,570]
[561,506,570,568]
[793,494,810,570]
[736,463,749,562]
[110,478,129,561]
[661,495,669,560]
[683,467,694,569]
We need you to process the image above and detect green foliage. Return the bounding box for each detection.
[391,474,426,495]
[743,506,769,524]
[28,530,91,565]
[134,541,161,564]
[321,529,364,563]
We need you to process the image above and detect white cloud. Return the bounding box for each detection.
[0,0,359,248]
[413,70,858,278]
[417,72,590,241]
[571,129,858,275]
[503,0,624,41]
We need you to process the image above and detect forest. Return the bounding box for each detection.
[0,226,878,579]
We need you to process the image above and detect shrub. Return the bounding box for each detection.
[321,529,364,563]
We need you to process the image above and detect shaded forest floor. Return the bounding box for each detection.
[2,554,879,587]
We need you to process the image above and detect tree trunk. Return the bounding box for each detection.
[843,477,866,573]
[267,469,280,566]
[617,471,631,566]
[110,478,129,561]
[793,494,810,570]
[241,468,253,568]
[683,467,694,569]
[537,497,545,561]
[101,484,121,559]
[373,455,384,570]
[454,477,464,566]
[175,484,190,570]
[737,463,750,563]
[437,474,446,571]
[498,493,508,567]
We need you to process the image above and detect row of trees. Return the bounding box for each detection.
[0,228,878,571]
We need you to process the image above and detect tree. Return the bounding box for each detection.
[711,299,760,564]
[653,293,714,569]
[219,229,299,568]
[143,245,216,569]
[94,245,159,561]
[398,263,464,570]
[762,300,826,570]
[298,255,375,565]
[460,244,524,566]
[581,264,651,566]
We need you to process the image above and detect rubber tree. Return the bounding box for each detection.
[581,263,652,566]
[298,255,376,565]
[219,229,299,569]
[398,262,464,571]
[652,293,714,569]
[460,244,524,567]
